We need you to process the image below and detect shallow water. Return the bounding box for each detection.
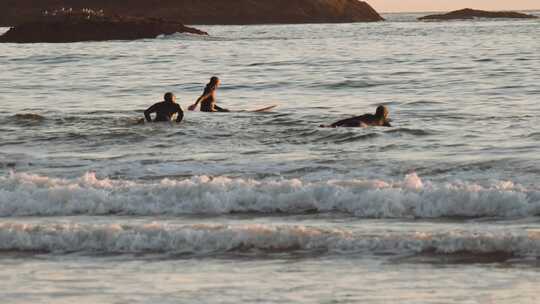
[1,12,540,303]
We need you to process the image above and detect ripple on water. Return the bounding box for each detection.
[0,19,539,185]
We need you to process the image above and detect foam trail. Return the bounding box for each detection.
[1,222,539,257]
[1,172,540,218]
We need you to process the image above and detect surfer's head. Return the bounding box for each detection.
[375,105,389,120]
[208,76,220,90]
[164,92,176,103]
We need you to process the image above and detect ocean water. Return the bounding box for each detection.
[1,12,540,303]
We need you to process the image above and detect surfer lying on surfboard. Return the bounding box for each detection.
[188,76,230,112]
[320,105,392,128]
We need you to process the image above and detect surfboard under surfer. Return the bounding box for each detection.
[320,105,392,128]
[144,92,184,123]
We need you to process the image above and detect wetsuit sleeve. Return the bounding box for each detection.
[144,103,158,122]
[214,105,230,112]
[383,120,392,127]
[331,115,368,127]
[176,105,184,123]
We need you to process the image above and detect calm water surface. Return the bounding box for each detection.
[1,12,540,303]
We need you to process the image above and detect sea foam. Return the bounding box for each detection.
[1,172,540,218]
[1,222,539,257]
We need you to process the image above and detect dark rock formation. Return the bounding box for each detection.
[419,8,538,21]
[0,10,208,43]
[0,0,384,27]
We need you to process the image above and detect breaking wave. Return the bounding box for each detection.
[1,222,539,257]
[1,172,540,218]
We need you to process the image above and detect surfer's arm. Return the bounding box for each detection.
[175,106,184,123]
[188,95,203,111]
[188,92,211,111]
[383,120,392,127]
[144,104,158,122]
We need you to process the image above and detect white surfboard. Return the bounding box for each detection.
[249,105,278,112]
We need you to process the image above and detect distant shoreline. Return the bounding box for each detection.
[1,10,538,28]
[0,0,384,27]
[379,8,540,14]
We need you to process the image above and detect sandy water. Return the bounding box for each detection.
[1,12,540,303]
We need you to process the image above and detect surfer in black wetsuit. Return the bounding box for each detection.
[144,92,184,123]
[320,105,392,128]
[188,76,230,112]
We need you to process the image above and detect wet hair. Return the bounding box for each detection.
[206,76,220,91]
[209,76,219,85]
[164,92,175,102]
[375,105,388,119]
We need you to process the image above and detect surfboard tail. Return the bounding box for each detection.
[251,105,278,112]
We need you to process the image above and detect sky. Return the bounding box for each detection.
[368,0,540,13]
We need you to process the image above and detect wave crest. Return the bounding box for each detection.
[1,223,539,257]
[1,172,540,218]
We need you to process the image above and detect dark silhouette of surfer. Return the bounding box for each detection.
[188,76,230,112]
[321,105,392,128]
[144,92,184,122]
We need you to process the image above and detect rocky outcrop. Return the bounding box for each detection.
[419,8,538,21]
[0,0,384,26]
[0,10,208,43]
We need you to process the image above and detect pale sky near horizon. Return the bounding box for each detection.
[368,0,540,13]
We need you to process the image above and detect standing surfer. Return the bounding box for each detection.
[144,92,184,123]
